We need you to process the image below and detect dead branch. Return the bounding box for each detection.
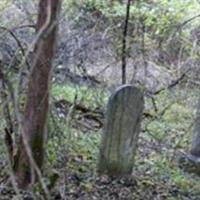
[121,0,132,84]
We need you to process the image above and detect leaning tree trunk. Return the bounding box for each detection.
[178,97,200,174]
[13,0,61,188]
[190,98,200,157]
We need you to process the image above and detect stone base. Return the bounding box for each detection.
[178,151,200,175]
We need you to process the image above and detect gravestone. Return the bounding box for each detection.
[98,85,144,176]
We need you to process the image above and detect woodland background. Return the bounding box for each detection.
[0,0,200,199]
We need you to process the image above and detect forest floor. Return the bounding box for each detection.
[0,137,199,200]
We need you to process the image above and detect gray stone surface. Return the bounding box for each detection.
[98,85,144,176]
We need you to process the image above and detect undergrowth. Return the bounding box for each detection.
[0,83,199,199]
[48,83,200,199]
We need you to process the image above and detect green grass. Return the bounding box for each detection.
[51,83,108,109]
[135,90,200,199]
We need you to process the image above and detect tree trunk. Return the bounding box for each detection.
[190,98,200,157]
[178,98,200,174]
[13,0,61,188]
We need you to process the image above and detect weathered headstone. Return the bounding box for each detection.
[98,85,144,176]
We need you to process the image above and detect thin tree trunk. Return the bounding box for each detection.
[121,0,131,84]
[13,0,61,188]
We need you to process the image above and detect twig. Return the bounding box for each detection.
[178,14,200,30]
[151,70,189,96]
[0,26,30,68]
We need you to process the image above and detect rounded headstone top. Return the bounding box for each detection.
[114,84,141,92]
[110,84,143,99]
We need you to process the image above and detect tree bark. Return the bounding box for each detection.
[13,0,61,188]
